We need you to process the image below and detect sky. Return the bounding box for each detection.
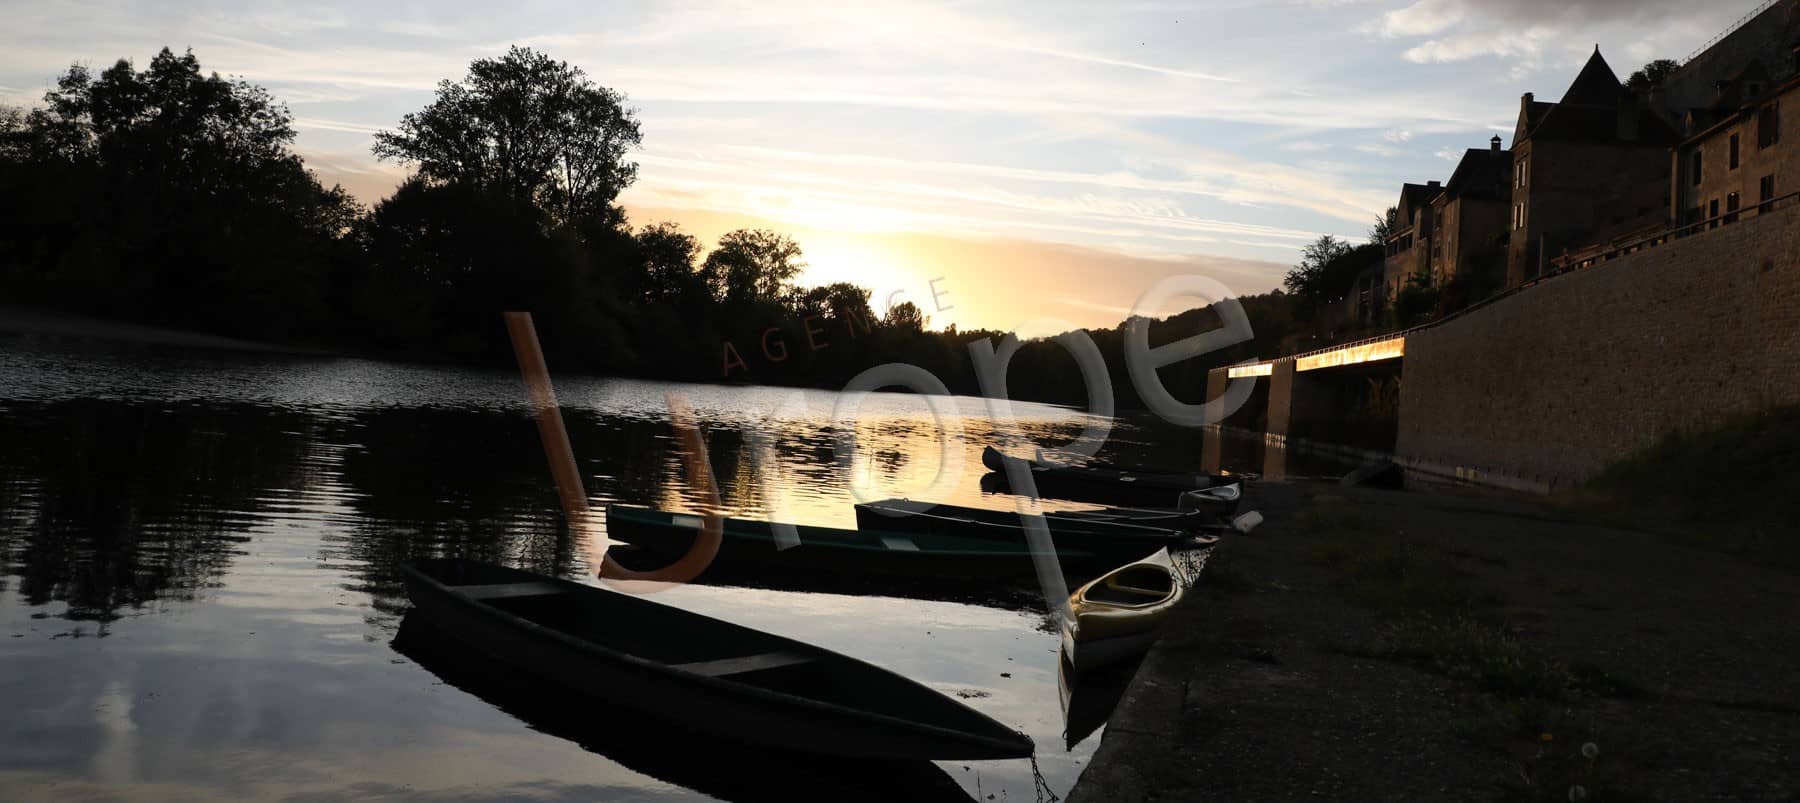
[0,0,1766,333]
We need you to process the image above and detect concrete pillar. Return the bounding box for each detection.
[1266,359,1296,440]
[1201,366,1228,475]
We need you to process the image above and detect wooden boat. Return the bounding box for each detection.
[980,446,1245,508]
[606,504,1121,580]
[853,499,1215,560]
[392,613,979,802]
[1060,549,1184,674]
[858,497,1219,534]
[399,558,1034,760]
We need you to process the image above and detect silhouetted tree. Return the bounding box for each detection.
[884,300,926,331]
[635,221,703,302]
[1284,235,1352,297]
[373,46,642,227]
[0,48,355,337]
[1370,206,1397,244]
[1626,59,1679,95]
[701,229,805,304]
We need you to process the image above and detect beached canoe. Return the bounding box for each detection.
[980,446,1245,508]
[399,558,1034,760]
[605,504,1113,581]
[1060,549,1184,674]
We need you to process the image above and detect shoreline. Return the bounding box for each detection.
[0,304,335,356]
[1067,482,1800,802]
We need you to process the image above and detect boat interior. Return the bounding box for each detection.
[414,560,1007,735]
[1083,566,1174,607]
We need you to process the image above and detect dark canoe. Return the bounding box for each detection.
[399,558,1034,760]
[854,498,1203,557]
[605,504,1111,580]
[392,613,978,803]
[980,446,1245,508]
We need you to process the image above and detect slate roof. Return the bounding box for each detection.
[1517,48,1680,146]
[1439,148,1512,202]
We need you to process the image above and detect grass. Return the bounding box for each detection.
[1196,544,1255,595]
[1304,496,1488,615]
[1568,405,1800,570]
[1298,494,1651,800]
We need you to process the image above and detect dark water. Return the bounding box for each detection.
[0,337,1311,801]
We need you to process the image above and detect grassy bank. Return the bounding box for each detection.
[1300,496,1650,802]
[1569,406,1800,570]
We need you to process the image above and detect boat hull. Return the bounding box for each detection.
[606,505,1107,582]
[400,559,1033,760]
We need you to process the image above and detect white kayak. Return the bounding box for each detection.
[1061,548,1186,675]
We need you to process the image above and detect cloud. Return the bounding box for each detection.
[1366,0,1751,71]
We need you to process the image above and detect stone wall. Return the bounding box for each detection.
[1397,203,1800,489]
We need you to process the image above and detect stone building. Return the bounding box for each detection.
[1427,137,1512,296]
[1657,0,1800,129]
[1381,181,1440,300]
[1505,49,1679,288]
[1673,68,1800,231]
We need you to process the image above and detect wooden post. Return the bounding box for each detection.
[502,311,722,590]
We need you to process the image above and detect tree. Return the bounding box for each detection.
[1284,234,1353,296]
[884,300,926,331]
[635,221,702,302]
[1625,59,1679,95]
[0,48,355,336]
[1369,206,1398,245]
[700,229,805,304]
[373,46,642,227]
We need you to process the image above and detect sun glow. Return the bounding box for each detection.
[795,233,927,312]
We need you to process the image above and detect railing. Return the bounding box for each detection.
[1233,187,1800,374]
[1546,189,1800,274]
[1683,0,1781,65]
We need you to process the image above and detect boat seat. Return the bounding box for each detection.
[673,650,814,677]
[456,581,568,600]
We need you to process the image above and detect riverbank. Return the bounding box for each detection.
[0,304,332,355]
[1068,482,1800,802]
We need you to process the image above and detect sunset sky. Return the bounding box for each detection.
[0,0,1760,333]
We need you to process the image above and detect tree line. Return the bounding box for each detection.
[0,45,1343,411]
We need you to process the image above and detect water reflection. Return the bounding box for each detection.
[393,614,977,803]
[0,339,1140,801]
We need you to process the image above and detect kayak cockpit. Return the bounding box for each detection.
[1081,566,1174,607]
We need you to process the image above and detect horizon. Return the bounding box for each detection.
[0,0,1765,332]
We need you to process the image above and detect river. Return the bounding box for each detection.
[0,335,1345,801]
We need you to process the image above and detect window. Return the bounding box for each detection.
[1761,175,1777,209]
[1726,192,1741,224]
[1709,198,1720,228]
[1692,150,1704,185]
[1515,158,1528,189]
[1759,103,1781,149]
[1730,133,1741,169]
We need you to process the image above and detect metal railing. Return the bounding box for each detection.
[1236,188,1800,373]
[1546,189,1800,274]
[1683,0,1782,65]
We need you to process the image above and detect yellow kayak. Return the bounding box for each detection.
[1061,548,1185,674]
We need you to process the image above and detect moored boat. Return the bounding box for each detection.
[858,497,1219,534]
[1061,549,1185,674]
[605,504,1123,581]
[399,557,1035,760]
[980,446,1245,508]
